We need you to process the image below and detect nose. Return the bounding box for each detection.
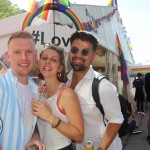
[21,52,27,60]
[45,58,51,64]
[74,50,83,57]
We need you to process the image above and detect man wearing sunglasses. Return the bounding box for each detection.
[66,31,124,150]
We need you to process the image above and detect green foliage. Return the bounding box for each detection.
[0,0,25,20]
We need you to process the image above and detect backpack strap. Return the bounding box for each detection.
[92,75,108,126]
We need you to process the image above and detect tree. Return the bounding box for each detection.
[0,0,24,20]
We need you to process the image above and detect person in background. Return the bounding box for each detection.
[145,73,150,143]
[133,73,146,116]
[145,73,150,101]
[0,31,45,150]
[32,45,84,149]
[147,116,150,144]
[66,30,124,150]
[126,102,141,134]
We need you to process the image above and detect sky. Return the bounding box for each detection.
[10,0,150,64]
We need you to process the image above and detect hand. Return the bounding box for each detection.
[0,68,6,74]
[32,98,53,122]
[25,139,46,150]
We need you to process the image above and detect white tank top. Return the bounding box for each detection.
[37,83,71,150]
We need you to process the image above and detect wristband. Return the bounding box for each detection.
[52,118,61,128]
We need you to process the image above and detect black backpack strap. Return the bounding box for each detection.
[92,75,108,126]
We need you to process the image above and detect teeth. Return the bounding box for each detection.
[74,59,83,63]
[43,67,51,70]
[75,60,82,62]
[20,64,28,66]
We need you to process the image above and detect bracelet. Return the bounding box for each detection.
[52,118,61,128]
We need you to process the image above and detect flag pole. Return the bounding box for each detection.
[53,0,56,38]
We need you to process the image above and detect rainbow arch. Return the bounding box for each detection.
[22,3,83,31]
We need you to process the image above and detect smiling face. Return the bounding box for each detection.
[38,49,62,79]
[69,39,96,73]
[7,38,37,82]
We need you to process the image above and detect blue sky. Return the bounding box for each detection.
[117,0,150,63]
[10,0,150,63]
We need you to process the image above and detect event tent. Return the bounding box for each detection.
[128,60,150,77]
[0,3,134,98]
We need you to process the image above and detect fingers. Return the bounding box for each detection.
[32,142,46,150]
[25,141,46,150]
[38,144,46,150]
[32,99,43,116]
[32,98,41,104]
[26,145,46,150]
[32,100,49,117]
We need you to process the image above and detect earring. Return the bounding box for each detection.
[57,72,62,78]
[36,68,40,75]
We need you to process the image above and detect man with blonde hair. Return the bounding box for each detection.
[0,31,45,150]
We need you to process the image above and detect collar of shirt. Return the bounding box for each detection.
[7,68,38,93]
[67,65,100,83]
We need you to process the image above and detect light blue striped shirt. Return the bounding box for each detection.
[0,69,38,150]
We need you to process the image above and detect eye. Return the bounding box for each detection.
[41,57,48,60]
[71,47,78,54]
[14,51,20,54]
[50,58,57,62]
[27,50,33,53]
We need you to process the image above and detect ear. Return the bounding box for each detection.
[6,51,10,62]
[35,49,38,59]
[58,65,63,73]
[92,52,96,62]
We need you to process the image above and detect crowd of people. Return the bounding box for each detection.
[0,30,150,150]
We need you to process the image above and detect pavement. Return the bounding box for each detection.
[121,102,150,150]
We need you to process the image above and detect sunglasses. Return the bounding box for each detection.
[71,47,92,56]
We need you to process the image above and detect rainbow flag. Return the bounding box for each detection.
[55,0,70,12]
[127,37,133,51]
[108,0,118,7]
[28,0,36,12]
[37,0,52,20]
[59,0,70,7]
[116,34,129,86]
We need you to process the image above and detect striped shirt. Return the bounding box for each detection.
[0,69,38,150]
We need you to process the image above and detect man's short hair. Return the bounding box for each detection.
[8,31,35,46]
[70,30,99,52]
[137,72,143,77]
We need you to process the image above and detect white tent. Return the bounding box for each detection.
[0,3,134,98]
[0,3,134,62]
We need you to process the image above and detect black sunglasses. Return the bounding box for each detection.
[71,47,92,56]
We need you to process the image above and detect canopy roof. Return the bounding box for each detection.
[128,60,150,77]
